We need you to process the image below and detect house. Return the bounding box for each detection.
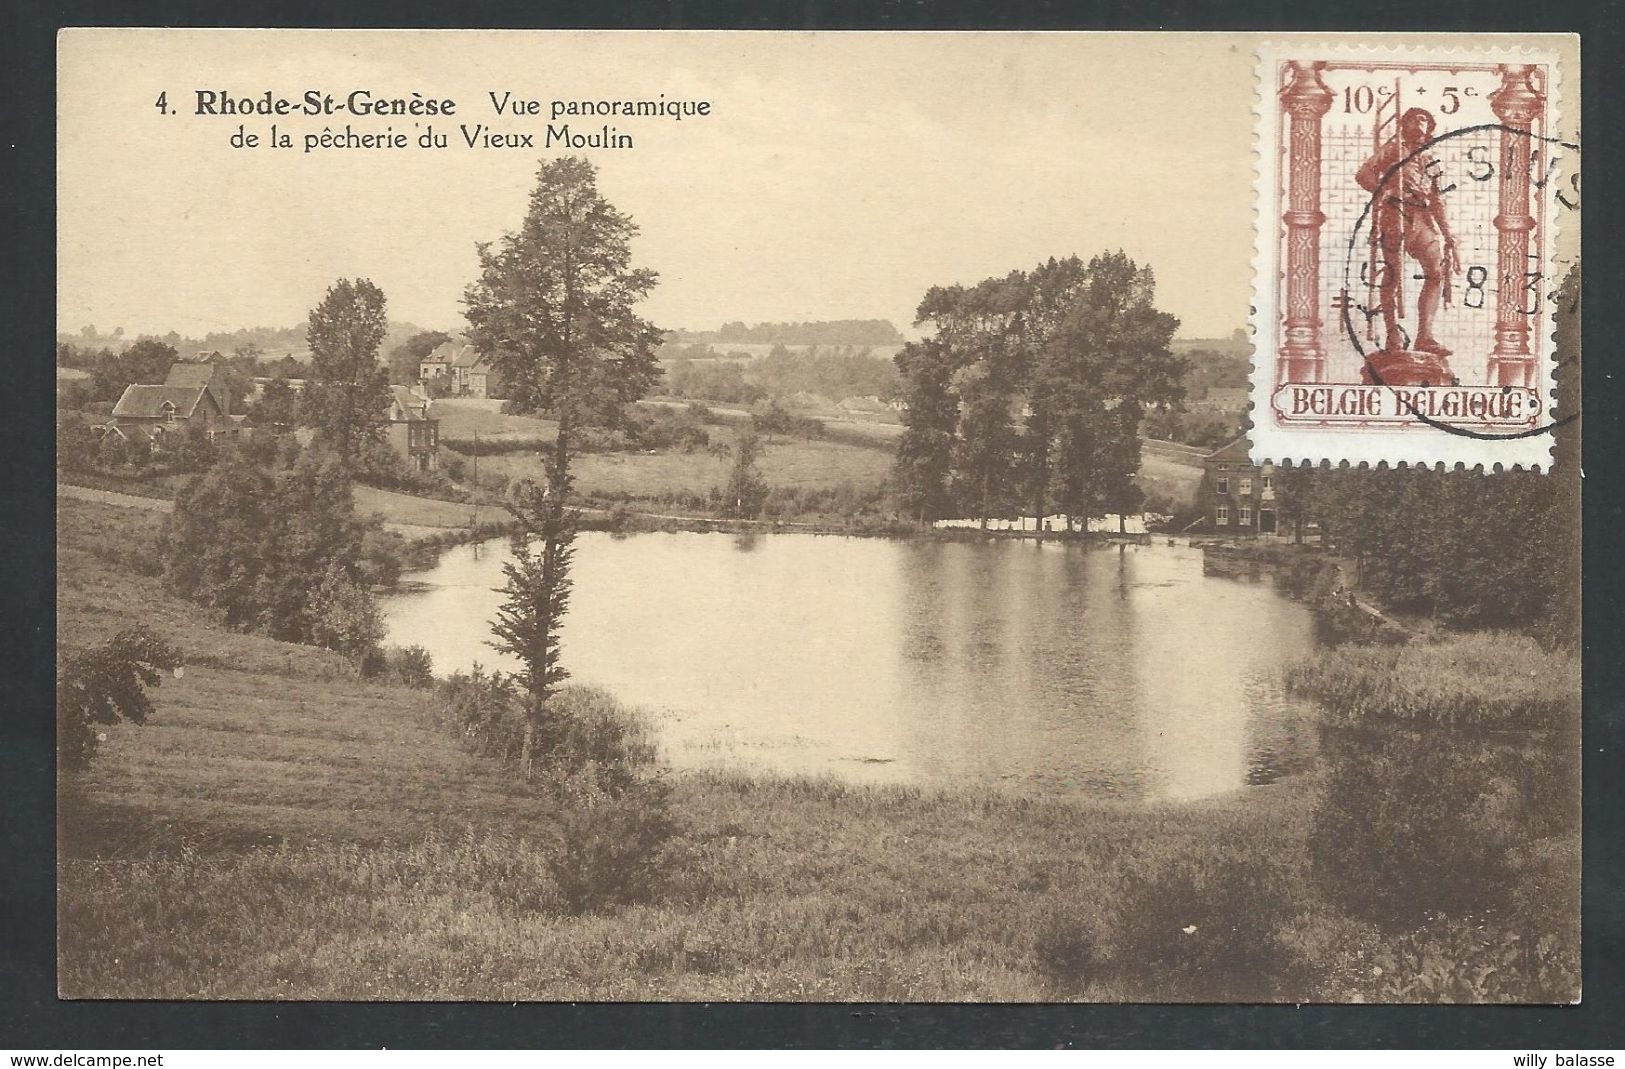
[463,357,505,399]
[105,361,243,450]
[419,345,454,384]
[422,341,506,399]
[381,385,439,472]
[1201,437,1278,536]
[164,359,233,415]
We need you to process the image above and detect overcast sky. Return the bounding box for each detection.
[55,30,1571,342]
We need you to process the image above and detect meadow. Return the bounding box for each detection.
[56,493,1579,1003]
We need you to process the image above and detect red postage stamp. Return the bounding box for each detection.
[1251,45,1572,469]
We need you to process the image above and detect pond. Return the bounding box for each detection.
[380,533,1319,801]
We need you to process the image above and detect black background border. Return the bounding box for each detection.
[4,0,1622,1050]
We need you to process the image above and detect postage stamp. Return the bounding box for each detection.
[1251,45,1572,469]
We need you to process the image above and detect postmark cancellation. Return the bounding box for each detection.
[1251,44,1573,470]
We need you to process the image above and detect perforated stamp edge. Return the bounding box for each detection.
[1247,40,1571,472]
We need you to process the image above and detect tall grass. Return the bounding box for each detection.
[1285,630,1578,729]
[1287,632,1579,934]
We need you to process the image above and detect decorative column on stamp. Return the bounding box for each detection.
[1487,64,1545,389]
[1278,61,1335,385]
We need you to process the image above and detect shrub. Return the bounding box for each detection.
[386,645,435,689]
[435,666,526,760]
[57,628,181,771]
[306,562,386,662]
[1290,634,1579,925]
[57,416,98,473]
[1037,846,1304,1002]
[549,774,680,914]
[442,436,553,457]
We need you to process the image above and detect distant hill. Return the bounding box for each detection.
[57,321,439,362]
[1175,336,1254,398]
[668,319,905,347]
[1171,334,1253,359]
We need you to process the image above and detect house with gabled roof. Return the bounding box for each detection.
[163,360,233,415]
[421,340,506,399]
[380,385,440,472]
[105,366,242,451]
[419,344,455,384]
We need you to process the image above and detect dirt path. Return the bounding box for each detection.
[60,482,440,540]
[58,484,172,512]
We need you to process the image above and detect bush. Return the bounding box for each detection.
[429,675,679,915]
[625,407,710,452]
[306,562,386,662]
[58,628,181,771]
[751,401,824,440]
[1289,634,1579,925]
[57,416,98,473]
[1309,721,1569,925]
[385,645,435,689]
[549,774,680,914]
[1036,846,1304,1002]
[442,436,553,457]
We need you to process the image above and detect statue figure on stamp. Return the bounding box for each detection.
[1356,107,1460,363]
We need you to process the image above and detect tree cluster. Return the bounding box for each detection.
[893,252,1184,525]
[162,450,385,658]
[1308,464,1573,637]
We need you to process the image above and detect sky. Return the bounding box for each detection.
[55,30,1574,342]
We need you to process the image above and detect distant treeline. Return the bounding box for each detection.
[660,343,902,405]
[57,321,434,363]
[666,319,904,346]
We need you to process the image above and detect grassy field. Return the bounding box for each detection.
[431,398,560,441]
[353,485,481,529]
[473,425,895,503]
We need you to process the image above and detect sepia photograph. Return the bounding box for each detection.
[53,29,1581,1004]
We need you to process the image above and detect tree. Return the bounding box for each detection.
[90,338,176,403]
[56,415,97,472]
[302,278,390,468]
[58,628,180,771]
[250,377,301,426]
[722,427,768,518]
[892,338,959,522]
[386,329,452,386]
[464,157,663,774]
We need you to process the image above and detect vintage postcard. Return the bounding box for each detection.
[55,30,1580,1004]
[1252,44,1574,468]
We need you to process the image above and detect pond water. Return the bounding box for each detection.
[380,533,1319,802]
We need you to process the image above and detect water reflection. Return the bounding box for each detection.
[380,533,1317,801]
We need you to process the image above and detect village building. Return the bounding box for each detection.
[419,346,453,384]
[105,360,246,449]
[381,385,440,472]
[1200,436,1277,536]
[421,341,505,399]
